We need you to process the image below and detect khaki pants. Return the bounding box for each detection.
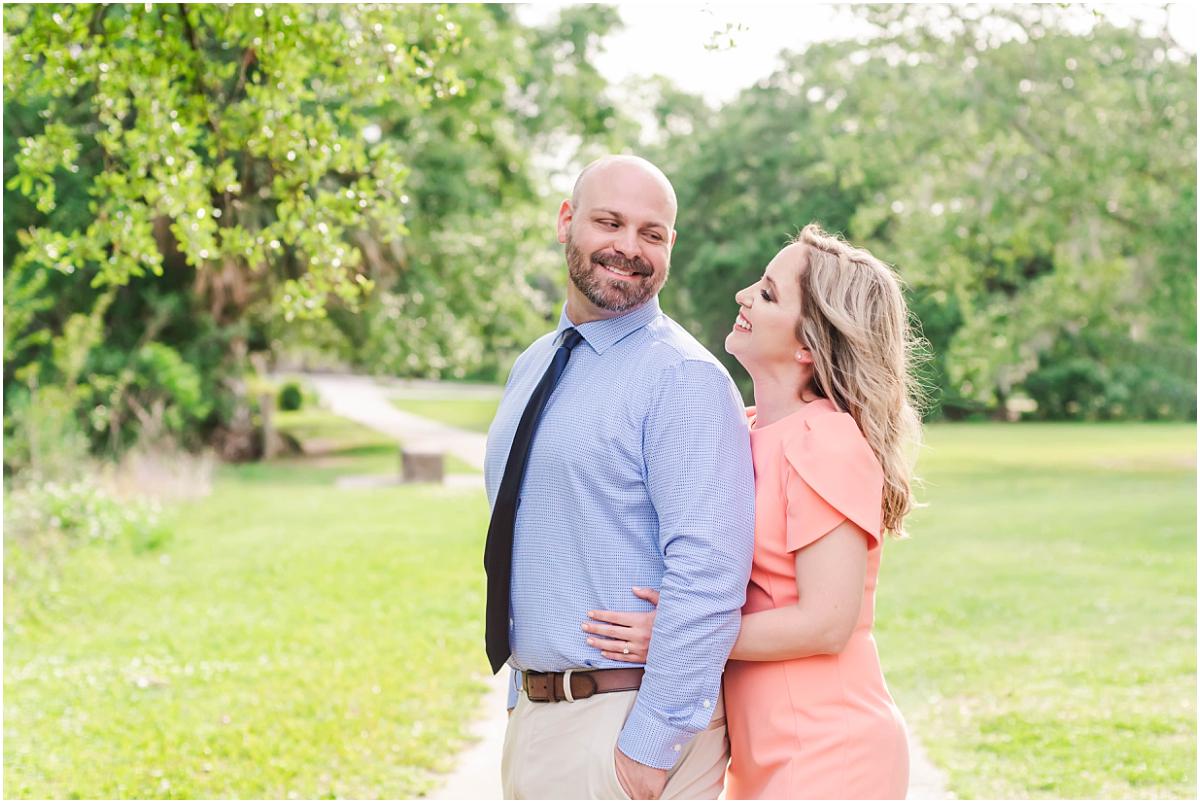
[502,685,728,800]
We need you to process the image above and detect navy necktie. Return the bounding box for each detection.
[485,328,585,674]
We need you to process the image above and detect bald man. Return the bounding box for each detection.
[484,155,755,799]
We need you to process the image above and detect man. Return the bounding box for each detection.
[484,155,754,800]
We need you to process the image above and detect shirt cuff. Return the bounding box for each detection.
[616,703,696,770]
[506,668,520,710]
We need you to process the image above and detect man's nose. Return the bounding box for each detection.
[611,227,640,258]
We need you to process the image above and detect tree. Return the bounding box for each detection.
[4,4,472,319]
[649,4,1195,419]
[3,3,629,463]
[330,4,631,381]
[844,5,1196,418]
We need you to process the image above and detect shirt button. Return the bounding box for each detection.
[673,744,681,752]
[509,618,514,628]
[703,700,711,708]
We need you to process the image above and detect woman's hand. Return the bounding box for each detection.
[582,586,660,663]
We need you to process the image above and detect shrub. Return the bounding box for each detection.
[3,382,92,479]
[278,381,304,412]
[4,475,169,554]
[1024,341,1197,421]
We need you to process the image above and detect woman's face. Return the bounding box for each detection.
[725,243,808,372]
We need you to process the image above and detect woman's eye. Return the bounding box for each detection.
[760,289,772,302]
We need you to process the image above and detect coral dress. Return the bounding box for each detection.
[724,399,909,800]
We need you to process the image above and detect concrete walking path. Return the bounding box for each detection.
[301,374,952,800]
[304,373,490,470]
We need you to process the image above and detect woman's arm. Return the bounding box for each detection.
[584,521,869,662]
[729,520,869,661]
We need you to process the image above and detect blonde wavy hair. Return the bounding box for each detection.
[792,223,925,537]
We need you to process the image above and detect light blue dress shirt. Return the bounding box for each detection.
[484,297,755,770]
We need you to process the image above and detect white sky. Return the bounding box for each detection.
[519,2,1197,106]
[517,2,1196,192]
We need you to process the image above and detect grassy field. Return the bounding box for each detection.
[389,398,500,435]
[874,422,1196,798]
[3,420,492,799]
[4,420,1194,798]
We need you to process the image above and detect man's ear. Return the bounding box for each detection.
[557,200,573,244]
[669,228,678,248]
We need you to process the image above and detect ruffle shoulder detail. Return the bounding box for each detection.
[781,411,884,552]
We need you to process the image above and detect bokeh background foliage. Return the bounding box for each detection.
[4,4,1195,473]
[4,2,626,466]
[647,5,1197,420]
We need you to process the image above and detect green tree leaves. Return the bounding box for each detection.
[651,5,1195,419]
[4,3,459,319]
[3,3,628,462]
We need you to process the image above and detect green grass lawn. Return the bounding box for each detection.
[4,419,492,799]
[3,420,1194,798]
[389,398,500,435]
[875,422,1196,798]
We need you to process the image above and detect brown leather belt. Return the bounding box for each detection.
[522,668,644,703]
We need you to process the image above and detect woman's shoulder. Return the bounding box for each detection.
[784,407,883,497]
[784,407,880,468]
[749,400,880,473]
[800,407,874,449]
[769,405,885,548]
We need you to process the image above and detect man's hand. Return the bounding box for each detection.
[614,745,669,800]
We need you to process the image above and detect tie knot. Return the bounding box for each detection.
[561,328,584,352]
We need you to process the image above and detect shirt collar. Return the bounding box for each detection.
[556,297,663,355]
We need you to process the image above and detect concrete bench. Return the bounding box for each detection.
[401,448,445,483]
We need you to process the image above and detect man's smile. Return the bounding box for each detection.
[599,262,642,280]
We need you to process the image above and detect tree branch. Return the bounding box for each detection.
[88,3,111,37]
[1011,115,1055,160]
[223,46,257,106]
[176,4,226,162]
[1101,204,1139,232]
[178,3,200,52]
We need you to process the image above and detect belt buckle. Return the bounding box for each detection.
[523,670,556,703]
[522,669,577,703]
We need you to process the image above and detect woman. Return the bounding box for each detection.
[582,223,923,799]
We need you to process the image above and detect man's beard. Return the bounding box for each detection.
[565,235,667,314]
